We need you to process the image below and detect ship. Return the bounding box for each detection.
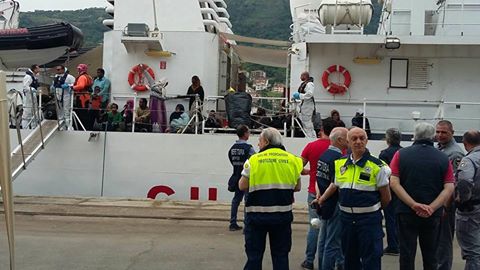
[2,0,478,203]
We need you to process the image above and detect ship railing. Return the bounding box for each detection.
[385,5,480,37]
[312,98,480,134]
[203,95,290,136]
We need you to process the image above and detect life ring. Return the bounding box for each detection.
[128,64,155,92]
[321,65,351,95]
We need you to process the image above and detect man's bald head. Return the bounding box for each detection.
[348,127,368,156]
[463,129,480,152]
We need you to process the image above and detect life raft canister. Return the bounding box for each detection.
[128,64,155,92]
[321,65,351,95]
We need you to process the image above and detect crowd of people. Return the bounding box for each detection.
[227,120,479,270]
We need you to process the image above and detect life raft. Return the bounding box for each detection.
[321,65,351,95]
[128,64,155,92]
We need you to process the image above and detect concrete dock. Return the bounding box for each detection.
[0,196,466,269]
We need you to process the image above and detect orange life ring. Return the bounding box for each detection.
[321,65,351,95]
[128,64,155,92]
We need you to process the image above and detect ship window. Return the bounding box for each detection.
[389,58,409,88]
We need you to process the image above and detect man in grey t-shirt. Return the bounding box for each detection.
[436,120,465,270]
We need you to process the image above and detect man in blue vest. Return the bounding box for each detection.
[239,128,305,270]
[315,127,349,270]
[22,64,40,129]
[390,122,455,270]
[228,124,255,231]
[317,127,391,270]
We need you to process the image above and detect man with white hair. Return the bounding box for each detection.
[315,127,349,270]
[239,128,305,270]
[390,122,455,270]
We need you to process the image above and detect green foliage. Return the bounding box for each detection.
[19,8,112,47]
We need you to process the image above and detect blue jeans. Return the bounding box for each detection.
[318,206,344,270]
[456,212,480,270]
[230,190,244,226]
[384,199,399,251]
[304,193,320,264]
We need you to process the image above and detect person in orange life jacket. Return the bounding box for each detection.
[72,64,94,130]
[315,127,392,270]
[239,128,306,270]
[228,125,255,231]
[300,119,335,270]
[22,64,40,129]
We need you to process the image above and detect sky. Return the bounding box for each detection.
[18,0,107,11]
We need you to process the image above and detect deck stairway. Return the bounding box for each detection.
[10,120,59,180]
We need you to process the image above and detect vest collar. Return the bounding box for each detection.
[259,144,286,153]
[414,139,434,147]
[344,150,371,167]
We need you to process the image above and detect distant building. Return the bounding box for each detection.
[253,77,269,91]
[251,70,267,80]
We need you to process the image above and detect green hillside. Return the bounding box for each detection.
[19,8,111,47]
[19,2,381,84]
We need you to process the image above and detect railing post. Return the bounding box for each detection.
[362,98,367,131]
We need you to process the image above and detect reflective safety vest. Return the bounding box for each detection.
[245,147,303,216]
[334,151,386,213]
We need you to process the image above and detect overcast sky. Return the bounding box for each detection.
[18,0,107,11]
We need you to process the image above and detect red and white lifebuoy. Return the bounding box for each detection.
[128,64,155,92]
[321,65,351,95]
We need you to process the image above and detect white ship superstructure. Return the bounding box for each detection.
[289,0,480,136]
[102,0,238,114]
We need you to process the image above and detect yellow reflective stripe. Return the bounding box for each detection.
[249,183,297,192]
[245,205,293,213]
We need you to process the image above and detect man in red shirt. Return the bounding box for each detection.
[300,119,335,270]
[390,122,455,270]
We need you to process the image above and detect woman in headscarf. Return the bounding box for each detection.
[326,109,346,128]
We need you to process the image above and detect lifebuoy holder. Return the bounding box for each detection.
[128,64,155,92]
[321,65,351,95]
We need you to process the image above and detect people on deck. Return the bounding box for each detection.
[187,75,204,113]
[168,104,190,133]
[93,68,111,109]
[225,74,252,129]
[22,64,40,129]
[351,109,371,139]
[205,110,223,129]
[325,109,346,128]
[51,65,76,130]
[106,103,123,131]
[72,64,94,130]
[135,98,151,132]
[292,71,316,138]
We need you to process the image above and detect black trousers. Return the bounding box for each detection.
[244,221,291,270]
[397,214,441,270]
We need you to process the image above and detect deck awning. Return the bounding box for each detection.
[232,45,288,68]
[220,32,290,68]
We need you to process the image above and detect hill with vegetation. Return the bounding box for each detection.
[19,8,111,47]
[19,2,381,84]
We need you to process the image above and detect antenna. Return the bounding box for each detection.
[152,0,159,31]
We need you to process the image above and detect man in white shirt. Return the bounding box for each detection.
[22,64,40,129]
[51,65,76,130]
[293,71,316,138]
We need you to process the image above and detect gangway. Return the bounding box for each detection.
[10,120,59,180]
